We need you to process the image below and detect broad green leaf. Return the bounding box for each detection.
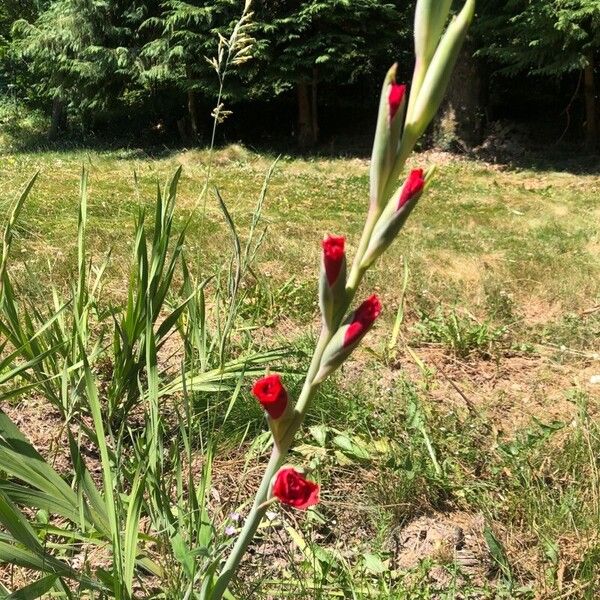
[5,574,58,599]
[332,434,371,460]
[363,552,387,574]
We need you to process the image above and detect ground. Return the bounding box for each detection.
[1,145,599,598]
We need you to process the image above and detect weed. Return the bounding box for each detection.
[413,307,508,359]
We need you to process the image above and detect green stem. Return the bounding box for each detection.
[210,446,282,599]
[212,107,419,600]
[346,208,379,295]
[211,331,330,599]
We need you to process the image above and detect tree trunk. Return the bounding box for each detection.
[177,117,190,146]
[297,81,313,149]
[434,45,485,150]
[49,95,65,141]
[311,68,319,144]
[187,88,201,142]
[297,71,319,149]
[583,55,597,148]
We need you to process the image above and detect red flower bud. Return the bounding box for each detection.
[322,235,346,286]
[388,83,407,121]
[343,294,382,347]
[398,169,425,209]
[272,467,320,510]
[252,374,288,419]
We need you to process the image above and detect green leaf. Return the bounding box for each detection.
[332,433,371,460]
[363,552,387,574]
[5,575,58,599]
[484,524,513,584]
[0,410,80,515]
[309,424,328,447]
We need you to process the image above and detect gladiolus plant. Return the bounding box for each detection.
[209,1,476,597]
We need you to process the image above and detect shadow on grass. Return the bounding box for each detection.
[2,111,599,175]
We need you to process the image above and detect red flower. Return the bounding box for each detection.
[322,235,346,285]
[252,374,288,419]
[273,467,320,510]
[388,83,407,121]
[397,169,425,209]
[343,294,382,347]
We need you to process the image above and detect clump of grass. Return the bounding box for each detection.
[536,312,600,353]
[0,164,290,597]
[413,306,508,359]
[238,276,317,326]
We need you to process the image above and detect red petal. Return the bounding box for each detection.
[322,235,346,286]
[252,374,288,419]
[273,468,320,510]
[388,83,407,121]
[343,295,382,347]
[398,169,425,209]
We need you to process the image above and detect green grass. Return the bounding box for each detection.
[3,147,598,325]
[1,145,599,598]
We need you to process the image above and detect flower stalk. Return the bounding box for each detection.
[210,3,476,597]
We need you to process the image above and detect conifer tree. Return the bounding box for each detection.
[250,0,410,147]
[478,0,600,146]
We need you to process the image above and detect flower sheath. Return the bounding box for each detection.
[370,64,408,210]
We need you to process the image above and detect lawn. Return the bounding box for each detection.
[1,145,599,598]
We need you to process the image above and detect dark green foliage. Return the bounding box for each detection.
[2,0,416,142]
[12,0,159,114]
[140,0,240,97]
[251,0,411,89]
[477,0,600,76]
[2,0,600,145]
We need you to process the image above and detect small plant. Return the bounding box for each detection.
[414,307,507,359]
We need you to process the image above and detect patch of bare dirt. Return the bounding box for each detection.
[388,511,492,587]
[520,299,563,326]
[408,348,598,433]
[340,339,598,435]
[3,397,71,474]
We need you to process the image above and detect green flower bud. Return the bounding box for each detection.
[370,64,407,210]
[314,295,382,384]
[406,0,476,141]
[361,169,426,269]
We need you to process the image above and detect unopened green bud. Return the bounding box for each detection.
[370,64,407,210]
[361,169,426,269]
[314,295,382,384]
[406,0,476,141]
[414,0,453,70]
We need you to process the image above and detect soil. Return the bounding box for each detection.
[389,512,491,585]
